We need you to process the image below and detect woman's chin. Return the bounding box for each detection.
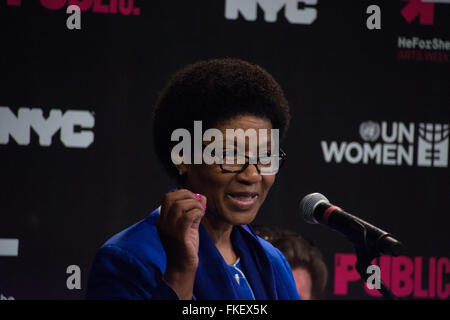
[221,206,259,226]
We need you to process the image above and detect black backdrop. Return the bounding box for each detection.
[0,0,449,300]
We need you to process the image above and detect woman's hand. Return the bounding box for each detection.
[157,189,207,299]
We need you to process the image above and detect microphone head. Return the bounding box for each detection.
[300,193,330,224]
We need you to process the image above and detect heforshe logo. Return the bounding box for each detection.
[225,0,318,25]
[0,106,95,148]
[321,121,449,167]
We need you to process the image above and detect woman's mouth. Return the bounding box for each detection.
[226,192,259,211]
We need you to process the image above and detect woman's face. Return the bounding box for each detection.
[184,115,276,226]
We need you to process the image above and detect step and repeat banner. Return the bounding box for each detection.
[0,0,449,300]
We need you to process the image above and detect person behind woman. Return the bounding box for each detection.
[86,58,300,300]
[253,225,328,300]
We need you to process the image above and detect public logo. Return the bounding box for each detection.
[334,253,450,299]
[5,0,141,16]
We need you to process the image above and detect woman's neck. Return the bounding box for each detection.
[201,214,237,265]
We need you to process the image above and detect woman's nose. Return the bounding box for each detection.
[235,164,262,184]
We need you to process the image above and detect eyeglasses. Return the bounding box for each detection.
[216,148,287,175]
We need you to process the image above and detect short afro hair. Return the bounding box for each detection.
[153,58,291,180]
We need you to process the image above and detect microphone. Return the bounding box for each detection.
[300,193,403,256]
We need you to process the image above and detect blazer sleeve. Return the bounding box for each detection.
[86,244,178,300]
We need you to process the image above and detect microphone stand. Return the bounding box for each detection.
[351,220,398,300]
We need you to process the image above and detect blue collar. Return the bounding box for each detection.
[193,223,278,299]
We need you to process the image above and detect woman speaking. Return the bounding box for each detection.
[86,58,300,300]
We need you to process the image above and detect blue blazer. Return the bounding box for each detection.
[86,207,300,300]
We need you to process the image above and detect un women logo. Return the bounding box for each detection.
[359,121,380,142]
